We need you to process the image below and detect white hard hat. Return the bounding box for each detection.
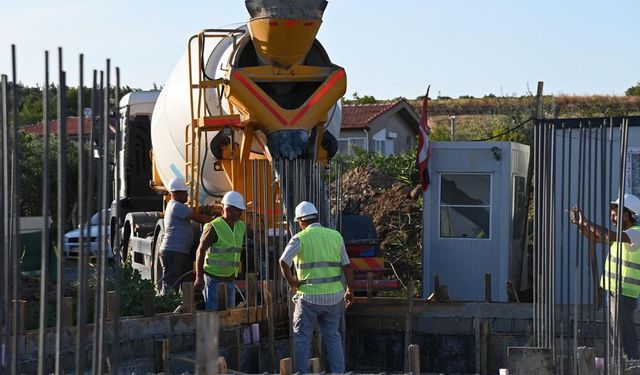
[611,193,640,217]
[222,191,245,210]
[294,201,318,221]
[167,177,188,192]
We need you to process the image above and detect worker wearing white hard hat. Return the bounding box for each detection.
[570,193,640,360]
[279,201,354,373]
[159,177,212,295]
[194,191,246,310]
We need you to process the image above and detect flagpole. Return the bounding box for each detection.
[417,85,430,298]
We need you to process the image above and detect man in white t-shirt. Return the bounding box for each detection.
[159,178,211,295]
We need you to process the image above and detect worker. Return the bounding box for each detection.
[279,201,354,374]
[159,177,212,295]
[194,191,246,310]
[570,193,640,360]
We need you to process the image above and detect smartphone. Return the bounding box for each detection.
[569,208,577,222]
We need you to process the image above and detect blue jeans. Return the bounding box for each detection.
[293,298,344,373]
[609,293,639,359]
[203,274,236,310]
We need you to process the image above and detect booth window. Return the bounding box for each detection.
[439,173,491,239]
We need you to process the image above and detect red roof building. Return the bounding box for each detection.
[22,117,116,139]
[340,99,419,156]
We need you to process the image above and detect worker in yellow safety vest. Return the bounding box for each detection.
[570,193,640,360]
[279,201,354,373]
[194,191,246,310]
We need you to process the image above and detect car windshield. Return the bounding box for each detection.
[89,209,109,226]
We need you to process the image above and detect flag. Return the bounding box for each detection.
[417,85,431,192]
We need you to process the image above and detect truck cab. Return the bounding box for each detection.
[110,91,165,279]
[341,214,400,293]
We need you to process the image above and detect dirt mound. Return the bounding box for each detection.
[337,166,423,279]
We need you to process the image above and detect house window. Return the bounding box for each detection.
[439,173,491,239]
[338,137,367,156]
[373,140,385,154]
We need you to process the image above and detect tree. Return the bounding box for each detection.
[342,92,378,105]
[14,83,138,125]
[626,82,640,96]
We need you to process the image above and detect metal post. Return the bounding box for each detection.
[449,113,456,141]
[37,50,50,375]
[75,53,89,375]
[55,46,67,375]
[0,72,9,375]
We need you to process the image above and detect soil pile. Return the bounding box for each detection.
[337,166,423,280]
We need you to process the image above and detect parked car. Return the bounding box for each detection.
[63,209,113,260]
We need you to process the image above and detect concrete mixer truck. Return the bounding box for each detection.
[111,0,398,293]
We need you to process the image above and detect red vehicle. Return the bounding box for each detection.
[341,215,400,292]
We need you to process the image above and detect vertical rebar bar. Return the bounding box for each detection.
[75,53,88,375]
[92,69,105,375]
[97,60,111,375]
[10,43,22,375]
[0,72,7,375]
[85,69,98,375]
[55,47,67,375]
[111,66,121,375]
[37,50,51,375]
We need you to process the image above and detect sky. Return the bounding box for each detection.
[1,0,639,100]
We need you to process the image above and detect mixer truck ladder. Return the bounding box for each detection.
[185,29,244,209]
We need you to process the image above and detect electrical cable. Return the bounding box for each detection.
[468,116,535,142]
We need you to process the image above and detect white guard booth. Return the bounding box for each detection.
[422,141,530,302]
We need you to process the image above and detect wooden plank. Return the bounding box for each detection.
[279,357,292,375]
[577,347,596,375]
[63,297,73,327]
[263,280,276,367]
[309,357,321,373]
[484,273,492,303]
[474,312,481,374]
[153,339,164,373]
[403,284,415,373]
[143,289,155,317]
[247,273,257,308]
[163,338,170,375]
[481,321,489,375]
[408,344,420,375]
[15,300,26,335]
[196,312,220,375]
[182,281,194,313]
[106,291,117,321]
[366,272,374,301]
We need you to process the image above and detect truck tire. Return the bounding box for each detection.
[152,226,165,293]
[121,223,132,265]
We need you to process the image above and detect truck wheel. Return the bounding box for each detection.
[122,224,132,265]
[153,228,165,293]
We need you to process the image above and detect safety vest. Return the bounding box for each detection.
[294,225,344,296]
[204,217,245,278]
[601,226,640,298]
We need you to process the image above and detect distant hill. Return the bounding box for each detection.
[343,95,640,142]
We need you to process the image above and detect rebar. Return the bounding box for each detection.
[36,50,50,375]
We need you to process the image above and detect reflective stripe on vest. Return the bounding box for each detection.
[203,217,246,278]
[600,226,640,298]
[294,225,344,296]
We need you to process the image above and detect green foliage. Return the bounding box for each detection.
[428,125,451,141]
[115,261,182,316]
[626,82,640,96]
[342,92,378,105]
[12,83,137,125]
[18,131,82,230]
[25,262,183,330]
[340,146,419,185]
